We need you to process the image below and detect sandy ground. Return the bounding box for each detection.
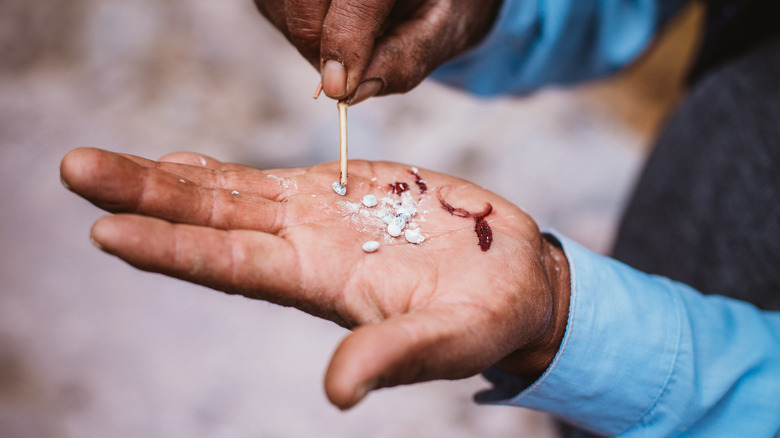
[0,1,698,437]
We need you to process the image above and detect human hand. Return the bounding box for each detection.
[254,0,502,103]
[60,147,569,409]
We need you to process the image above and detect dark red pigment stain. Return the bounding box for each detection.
[409,170,428,194]
[474,217,493,252]
[436,188,494,252]
[389,182,410,194]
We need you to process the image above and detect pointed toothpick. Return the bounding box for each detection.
[338,100,348,188]
[313,82,323,99]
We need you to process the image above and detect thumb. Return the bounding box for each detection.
[319,0,396,99]
[323,309,496,409]
[324,318,414,409]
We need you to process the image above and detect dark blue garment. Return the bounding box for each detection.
[613,28,780,312]
[690,0,780,82]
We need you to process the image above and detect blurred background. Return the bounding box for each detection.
[0,1,701,436]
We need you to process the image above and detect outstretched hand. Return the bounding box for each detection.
[60,148,569,409]
[254,0,501,103]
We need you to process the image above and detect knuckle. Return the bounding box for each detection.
[323,1,391,41]
[378,44,432,94]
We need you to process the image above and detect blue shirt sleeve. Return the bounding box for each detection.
[431,0,689,96]
[476,233,780,437]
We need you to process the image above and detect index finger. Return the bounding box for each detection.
[285,0,332,65]
[60,148,288,232]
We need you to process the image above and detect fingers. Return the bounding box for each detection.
[157,151,305,179]
[155,152,292,191]
[157,151,226,169]
[324,307,497,409]
[91,214,300,300]
[320,0,396,98]
[61,148,287,232]
[254,0,401,98]
[284,0,331,65]
[351,3,498,100]
[255,0,498,102]
[254,0,290,40]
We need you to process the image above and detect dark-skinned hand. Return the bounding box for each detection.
[254,0,502,103]
[60,147,569,409]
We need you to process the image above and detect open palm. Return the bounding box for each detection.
[61,148,569,408]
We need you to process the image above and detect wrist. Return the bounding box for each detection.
[494,233,571,380]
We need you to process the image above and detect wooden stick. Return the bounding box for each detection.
[338,100,348,187]
[313,82,323,99]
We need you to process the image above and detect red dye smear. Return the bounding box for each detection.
[474,217,493,252]
[389,182,410,194]
[409,170,428,194]
[437,188,494,252]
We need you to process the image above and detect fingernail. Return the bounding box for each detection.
[347,79,383,105]
[60,174,72,191]
[322,60,347,98]
[90,235,105,251]
[353,380,377,404]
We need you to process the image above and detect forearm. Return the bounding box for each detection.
[431,0,690,95]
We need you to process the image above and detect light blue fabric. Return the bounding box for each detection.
[436,2,780,434]
[477,234,780,436]
[431,0,688,95]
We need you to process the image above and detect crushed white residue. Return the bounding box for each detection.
[391,215,407,229]
[404,228,425,244]
[231,190,240,195]
[362,241,380,253]
[380,212,395,224]
[396,206,414,222]
[387,222,403,237]
[332,181,347,196]
[331,180,429,251]
[362,194,378,207]
[400,191,416,209]
[338,200,362,215]
[268,174,297,191]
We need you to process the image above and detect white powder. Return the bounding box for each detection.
[332,181,429,250]
[337,200,362,215]
[268,174,297,191]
